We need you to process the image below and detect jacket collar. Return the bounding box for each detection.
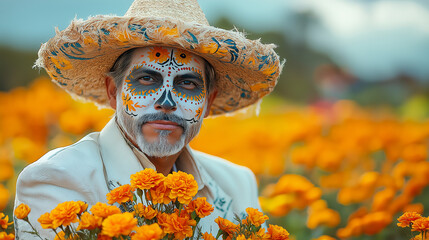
[99,117,144,188]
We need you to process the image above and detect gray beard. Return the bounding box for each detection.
[116,109,202,157]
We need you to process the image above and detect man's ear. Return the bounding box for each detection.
[105,76,118,110]
[204,89,218,118]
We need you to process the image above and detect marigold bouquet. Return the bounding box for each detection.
[397,212,429,240]
[12,169,289,240]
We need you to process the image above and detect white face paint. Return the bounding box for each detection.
[115,46,208,157]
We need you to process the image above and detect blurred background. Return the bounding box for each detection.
[1,0,429,239]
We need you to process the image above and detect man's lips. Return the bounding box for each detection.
[144,120,183,130]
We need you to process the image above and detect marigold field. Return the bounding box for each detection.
[1,77,428,239]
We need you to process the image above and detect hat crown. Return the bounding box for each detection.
[124,0,209,25]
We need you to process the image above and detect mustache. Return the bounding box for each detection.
[136,112,188,130]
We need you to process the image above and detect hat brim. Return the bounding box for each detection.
[36,16,282,115]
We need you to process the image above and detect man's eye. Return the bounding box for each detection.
[138,76,156,85]
[178,80,198,90]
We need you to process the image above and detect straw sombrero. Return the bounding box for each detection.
[35,0,283,115]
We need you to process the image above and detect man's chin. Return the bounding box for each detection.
[136,133,185,157]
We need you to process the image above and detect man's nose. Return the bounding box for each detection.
[154,90,177,112]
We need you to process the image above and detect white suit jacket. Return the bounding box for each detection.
[14,118,261,239]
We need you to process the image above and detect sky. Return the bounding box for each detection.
[1,0,428,81]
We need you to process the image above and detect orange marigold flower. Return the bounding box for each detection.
[77,212,102,231]
[147,47,169,63]
[156,212,170,227]
[0,213,13,229]
[215,217,238,235]
[14,203,31,220]
[0,232,15,240]
[134,203,158,220]
[411,217,429,232]
[397,212,422,228]
[245,207,269,227]
[38,212,54,229]
[76,201,88,214]
[236,234,247,240]
[159,212,196,240]
[254,228,269,239]
[101,212,137,237]
[187,197,214,218]
[90,202,121,218]
[147,181,171,205]
[164,171,198,205]
[50,201,80,228]
[267,224,290,240]
[132,223,163,240]
[131,169,165,190]
[202,232,217,240]
[54,231,79,240]
[106,184,135,205]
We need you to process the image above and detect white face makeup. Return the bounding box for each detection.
[115,46,209,157]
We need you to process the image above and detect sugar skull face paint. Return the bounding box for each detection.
[115,46,209,157]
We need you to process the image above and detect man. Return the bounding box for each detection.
[14,0,282,238]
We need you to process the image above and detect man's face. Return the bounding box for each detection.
[115,46,209,157]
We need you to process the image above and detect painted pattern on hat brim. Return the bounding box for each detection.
[35,16,282,116]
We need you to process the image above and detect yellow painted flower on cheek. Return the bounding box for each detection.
[101,212,137,237]
[14,203,31,220]
[148,46,170,63]
[122,92,136,112]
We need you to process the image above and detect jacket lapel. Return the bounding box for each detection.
[98,118,144,189]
